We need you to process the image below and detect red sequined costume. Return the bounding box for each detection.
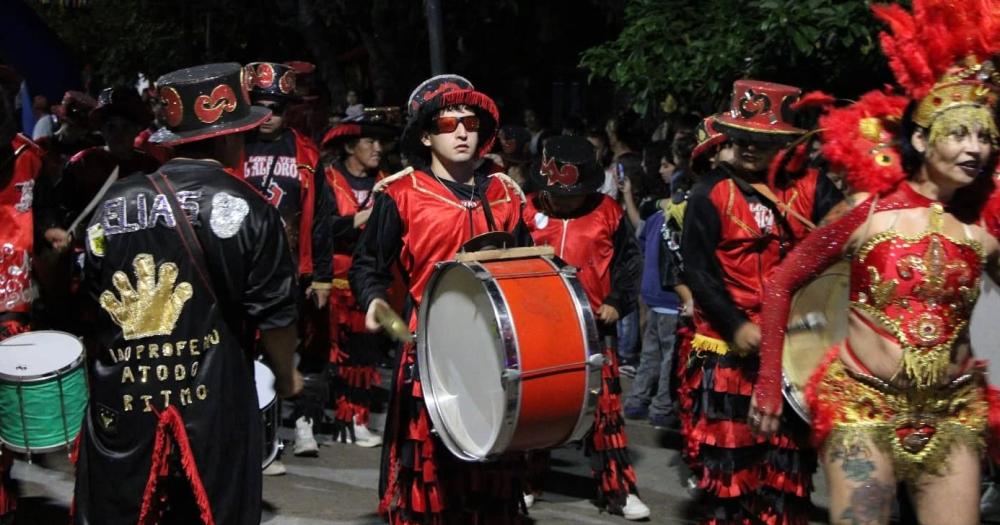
[351,167,530,524]
[522,192,641,507]
[755,0,1000,484]
[0,133,43,517]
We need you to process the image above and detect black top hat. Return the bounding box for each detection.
[247,62,297,102]
[529,136,604,196]
[149,63,270,146]
[91,86,154,128]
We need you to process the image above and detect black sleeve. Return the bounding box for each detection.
[349,192,403,311]
[513,218,535,247]
[329,186,364,245]
[244,203,299,330]
[680,187,748,340]
[811,170,844,225]
[310,167,334,283]
[604,214,641,316]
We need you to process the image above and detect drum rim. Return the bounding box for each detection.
[417,261,512,462]
[469,260,521,458]
[0,330,85,383]
[261,400,281,469]
[546,256,603,443]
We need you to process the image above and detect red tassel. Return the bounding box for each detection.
[790,91,836,111]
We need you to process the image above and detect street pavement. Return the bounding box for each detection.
[8,374,834,524]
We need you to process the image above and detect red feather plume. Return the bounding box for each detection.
[872,0,1000,99]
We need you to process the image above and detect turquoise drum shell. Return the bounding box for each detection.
[0,331,89,453]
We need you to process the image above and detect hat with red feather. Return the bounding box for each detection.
[399,74,499,163]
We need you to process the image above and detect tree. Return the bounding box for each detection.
[580,0,902,115]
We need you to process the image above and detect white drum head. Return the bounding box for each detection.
[254,361,276,409]
[0,331,84,379]
[971,279,1000,385]
[423,266,506,459]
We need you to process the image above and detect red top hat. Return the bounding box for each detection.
[691,115,727,161]
[713,80,806,142]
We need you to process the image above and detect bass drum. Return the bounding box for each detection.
[782,260,850,423]
[254,361,281,469]
[418,254,603,462]
[970,278,1000,386]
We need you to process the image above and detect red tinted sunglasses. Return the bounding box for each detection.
[430,115,480,134]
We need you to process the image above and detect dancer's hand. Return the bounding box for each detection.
[748,392,781,437]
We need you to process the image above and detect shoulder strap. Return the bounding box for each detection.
[146,172,218,302]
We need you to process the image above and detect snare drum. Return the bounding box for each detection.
[254,361,281,469]
[418,254,603,462]
[0,330,88,454]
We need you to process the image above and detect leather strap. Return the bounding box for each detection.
[146,172,217,302]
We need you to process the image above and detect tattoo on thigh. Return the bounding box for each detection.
[829,440,876,482]
[840,482,894,525]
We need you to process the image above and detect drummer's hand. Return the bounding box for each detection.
[307,285,330,308]
[597,304,620,323]
[749,392,781,437]
[278,370,304,399]
[732,322,761,355]
[45,228,72,252]
[365,297,391,332]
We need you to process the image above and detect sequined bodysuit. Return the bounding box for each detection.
[849,203,984,386]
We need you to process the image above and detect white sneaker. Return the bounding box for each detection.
[352,416,383,448]
[983,482,1000,521]
[263,459,287,476]
[523,493,535,509]
[293,416,319,456]
[614,494,650,521]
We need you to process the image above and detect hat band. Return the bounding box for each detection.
[913,81,1000,128]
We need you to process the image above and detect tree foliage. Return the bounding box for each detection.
[580,0,905,115]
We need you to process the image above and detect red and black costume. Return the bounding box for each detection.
[517,135,642,512]
[680,81,841,525]
[75,64,298,524]
[350,74,531,524]
[321,143,392,440]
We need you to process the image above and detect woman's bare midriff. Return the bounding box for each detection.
[842,308,972,387]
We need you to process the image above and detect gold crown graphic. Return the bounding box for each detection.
[99,253,193,341]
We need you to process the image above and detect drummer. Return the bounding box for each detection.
[679,80,842,524]
[349,74,531,524]
[520,135,648,520]
[0,64,46,523]
[75,63,302,524]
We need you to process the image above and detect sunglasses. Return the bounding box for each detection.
[430,115,480,134]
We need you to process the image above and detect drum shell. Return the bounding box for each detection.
[0,330,88,453]
[418,256,601,462]
[253,361,281,469]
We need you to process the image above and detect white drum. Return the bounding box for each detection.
[253,361,280,469]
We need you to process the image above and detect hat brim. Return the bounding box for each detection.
[691,134,728,161]
[148,106,271,146]
[714,116,805,145]
[321,123,400,149]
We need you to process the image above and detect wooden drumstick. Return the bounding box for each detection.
[374,301,413,343]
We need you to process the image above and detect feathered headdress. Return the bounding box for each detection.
[818,0,1000,194]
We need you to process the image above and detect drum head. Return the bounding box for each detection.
[254,361,277,409]
[971,279,1000,385]
[0,331,84,381]
[782,260,849,421]
[420,264,506,460]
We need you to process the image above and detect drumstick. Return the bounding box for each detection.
[374,301,413,343]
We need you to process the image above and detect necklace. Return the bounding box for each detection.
[431,171,478,209]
